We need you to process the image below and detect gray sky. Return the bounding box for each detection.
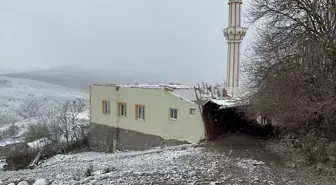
[0,0,252,84]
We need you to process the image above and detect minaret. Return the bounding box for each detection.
[223,0,247,97]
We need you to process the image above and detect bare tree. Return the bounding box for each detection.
[46,109,63,143]
[243,0,336,138]
[19,99,43,119]
[55,98,87,144]
[25,116,50,142]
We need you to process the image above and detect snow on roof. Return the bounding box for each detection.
[27,137,52,149]
[170,91,196,103]
[92,83,228,103]
[93,83,198,102]
[92,83,193,90]
[205,98,242,108]
[172,89,197,101]
[0,137,25,147]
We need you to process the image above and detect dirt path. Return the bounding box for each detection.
[205,135,336,185]
[0,135,335,185]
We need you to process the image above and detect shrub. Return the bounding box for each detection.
[0,124,20,139]
[25,122,50,142]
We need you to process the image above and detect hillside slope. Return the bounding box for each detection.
[0,75,88,126]
[4,66,168,90]
[4,71,94,90]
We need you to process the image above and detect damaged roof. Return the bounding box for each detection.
[205,97,244,108]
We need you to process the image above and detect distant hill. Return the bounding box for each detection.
[0,67,23,75]
[4,66,168,90]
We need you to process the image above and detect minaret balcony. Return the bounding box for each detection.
[228,0,243,4]
[223,26,248,40]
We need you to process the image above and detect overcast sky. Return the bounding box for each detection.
[0,0,253,83]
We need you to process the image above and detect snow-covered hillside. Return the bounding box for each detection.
[0,75,88,128]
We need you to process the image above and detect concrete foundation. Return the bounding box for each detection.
[88,122,188,152]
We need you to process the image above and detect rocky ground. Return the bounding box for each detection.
[0,135,335,185]
[264,133,336,177]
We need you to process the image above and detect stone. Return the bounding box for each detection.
[33,179,48,185]
[315,162,328,172]
[293,139,301,148]
[13,178,24,184]
[180,146,188,150]
[327,142,336,157]
[18,181,29,185]
[101,165,111,174]
[327,142,336,166]
[84,164,94,177]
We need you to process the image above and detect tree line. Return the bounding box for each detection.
[244,0,336,163]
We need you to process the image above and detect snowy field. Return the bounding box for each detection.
[0,75,88,121]
[1,138,335,185]
[0,76,89,138]
[0,76,88,102]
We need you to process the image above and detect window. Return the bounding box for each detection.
[189,108,196,115]
[118,102,127,117]
[136,105,145,120]
[169,108,178,120]
[102,100,110,114]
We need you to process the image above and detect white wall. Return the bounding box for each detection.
[90,85,205,143]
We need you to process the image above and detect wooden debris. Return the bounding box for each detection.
[28,150,42,169]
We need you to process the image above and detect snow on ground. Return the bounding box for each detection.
[0,142,333,185]
[77,110,89,121]
[0,162,5,170]
[0,76,88,101]
[0,76,89,136]
[0,75,88,121]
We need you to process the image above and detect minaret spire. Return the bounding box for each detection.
[223,0,247,97]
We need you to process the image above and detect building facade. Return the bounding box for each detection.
[88,84,205,152]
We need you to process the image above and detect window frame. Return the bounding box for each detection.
[118,102,127,117]
[102,100,110,114]
[135,104,145,120]
[169,108,178,120]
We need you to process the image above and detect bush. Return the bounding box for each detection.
[301,131,329,164]
[0,124,20,139]
[25,122,50,142]
[4,144,38,171]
